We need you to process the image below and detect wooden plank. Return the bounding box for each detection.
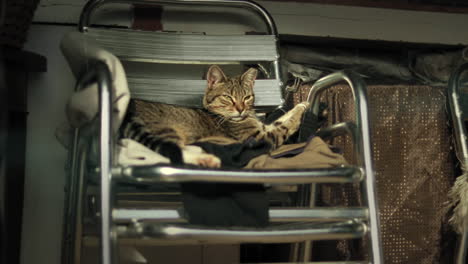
[32,0,468,45]
[256,0,468,45]
[266,0,468,14]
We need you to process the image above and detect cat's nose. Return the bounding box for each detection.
[235,105,243,113]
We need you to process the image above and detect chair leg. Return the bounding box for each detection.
[61,132,86,264]
[456,231,468,264]
[73,145,88,264]
[289,183,317,262]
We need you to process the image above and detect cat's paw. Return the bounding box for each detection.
[195,154,221,168]
[182,146,221,168]
[293,101,310,113]
[296,101,310,111]
[284,102,309,123]
[275,102,310,136]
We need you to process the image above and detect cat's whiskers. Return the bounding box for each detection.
[214,117,222,127]
[215,116,228,128]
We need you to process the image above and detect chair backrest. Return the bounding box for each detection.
[79,0,284,110]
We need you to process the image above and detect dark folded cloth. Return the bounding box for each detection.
[194,138,271,169]
[181,183,269,227]
[182,138,271,227]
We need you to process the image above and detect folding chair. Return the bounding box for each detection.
[60,0,384,263]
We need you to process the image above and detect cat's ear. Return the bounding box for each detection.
[206,65,227,89]
[241,68,258,88]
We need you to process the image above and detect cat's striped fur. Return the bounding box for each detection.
[120,65,309,167]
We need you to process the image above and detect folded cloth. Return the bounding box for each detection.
[59,31,130,146]
[182,137,346,228]
[245,137,347,169]
[183,138,271,227]
[181,183,269,227]
[194,138,271,168]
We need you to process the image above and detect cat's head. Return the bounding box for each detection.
[203,65,257,121]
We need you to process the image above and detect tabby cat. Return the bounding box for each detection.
[120,65,310,167]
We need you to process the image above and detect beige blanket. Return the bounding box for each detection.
[245,137,347,169]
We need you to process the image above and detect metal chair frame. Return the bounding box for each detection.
[448,63,468,264]
[60,1,384,263]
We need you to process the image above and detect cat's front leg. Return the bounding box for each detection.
[265,102,310,147]
[272,101,309,137]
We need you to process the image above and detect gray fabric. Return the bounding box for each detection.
[281,45,413,83]
[280,45,468,86]
[410,48,468,84]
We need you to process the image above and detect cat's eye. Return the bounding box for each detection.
[222,95,235,102]
[244,95,253,101]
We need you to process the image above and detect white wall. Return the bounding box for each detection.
[22,25,75,264]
